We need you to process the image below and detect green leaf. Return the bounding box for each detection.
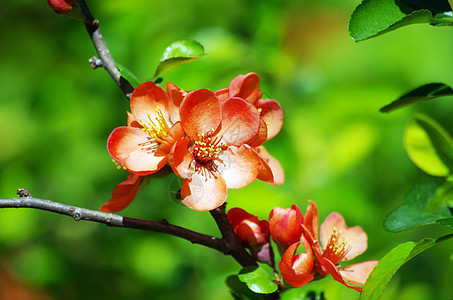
[380,83,453,113]
[349,0,453,42]
[360,234,453,300]
[404,114,453,177]
[117,63,141,88]
[237,265,278,294]
[226,275,263,300]
[153,39,206,78]
[281,285,325,300]
[384,178,453,232]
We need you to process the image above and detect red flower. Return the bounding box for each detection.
[216,73,284,185]
[108,81,184,176]
[100,173,145,213]
[279,237,314,288]
[169,89,261,211]
[269,205,304,254]
[228,208,270,262]
[47,0,76,15]
[302,201,378,292]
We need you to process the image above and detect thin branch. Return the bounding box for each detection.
[76,0,134,99]
[0,195,223,252]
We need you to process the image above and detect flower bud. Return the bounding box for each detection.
[269,204,303,254]
[228,208,270,261]
[47,0,86,22]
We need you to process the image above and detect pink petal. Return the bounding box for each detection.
[253,146,284,185]
[169,138,193,179]
[219,97,260,146]
[179,89,222,140]
[107,126,149,163]
[229,72,262,104]
[123,150,168,176]
[155,122,185,157]
[340,260,378,286]
[166,82,186,124]
[100,173,144,213]
[255,99,283,140]
[320,213,368,260]
[180,172,227,211]
[130,81,170,125]
[217,145,260,189]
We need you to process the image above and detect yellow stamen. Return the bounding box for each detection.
[323,227,352,265]
[137,107,171,146]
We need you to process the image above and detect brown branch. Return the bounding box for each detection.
[76,0,134,99]
[0,193,223,252]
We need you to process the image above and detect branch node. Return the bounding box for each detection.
[17,188,31,198]
[89,56,103,69]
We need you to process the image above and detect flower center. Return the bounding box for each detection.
[192,130,225,165]
[322,227,352,265]
[137,107,171,151]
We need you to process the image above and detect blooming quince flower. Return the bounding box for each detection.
[279,237,314,288]
[228,207,270,262]
[107,81,185,176]
[100,173,145,213]
[302,201,378,292]
[169,89,261,211]
[269,205,304,254]
[215,73,284,185]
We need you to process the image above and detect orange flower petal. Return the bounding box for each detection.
[248,118,268,148]
[228,72,262,104]
[269,205,304,251]
[320,212,368,261]
[279,239,314,288]
[100,174,144,213]
[304,200,319,242]
[181,172,227,211]
[219,97,260,146]
[254,146,284,185]
[156,122,185,157]
[180,89,221,140]
[166,82,186,124]
[130,81,170,124]
[123,150,168,176]
[255,99,283,140]
[169,138,193,179]
[339,260,378,286]
[107,126,149,163]
[217,145,260,189]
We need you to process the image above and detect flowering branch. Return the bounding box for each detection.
[77,0,134,99]
[0,189,262,269]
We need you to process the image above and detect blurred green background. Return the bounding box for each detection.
[1,0,453,299]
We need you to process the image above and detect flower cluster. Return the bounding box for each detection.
[229,201,378,292]
[100,73,284,212]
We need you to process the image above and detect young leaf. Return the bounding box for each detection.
[384,178,453,232]
[380,83,453,113]
[360,234,453,300]
[117,63,141,88]
[237,265,278,294]
[153,40,205,78]
[404,114,453,177]
[349,0,453,42]
[226,275,263,300]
